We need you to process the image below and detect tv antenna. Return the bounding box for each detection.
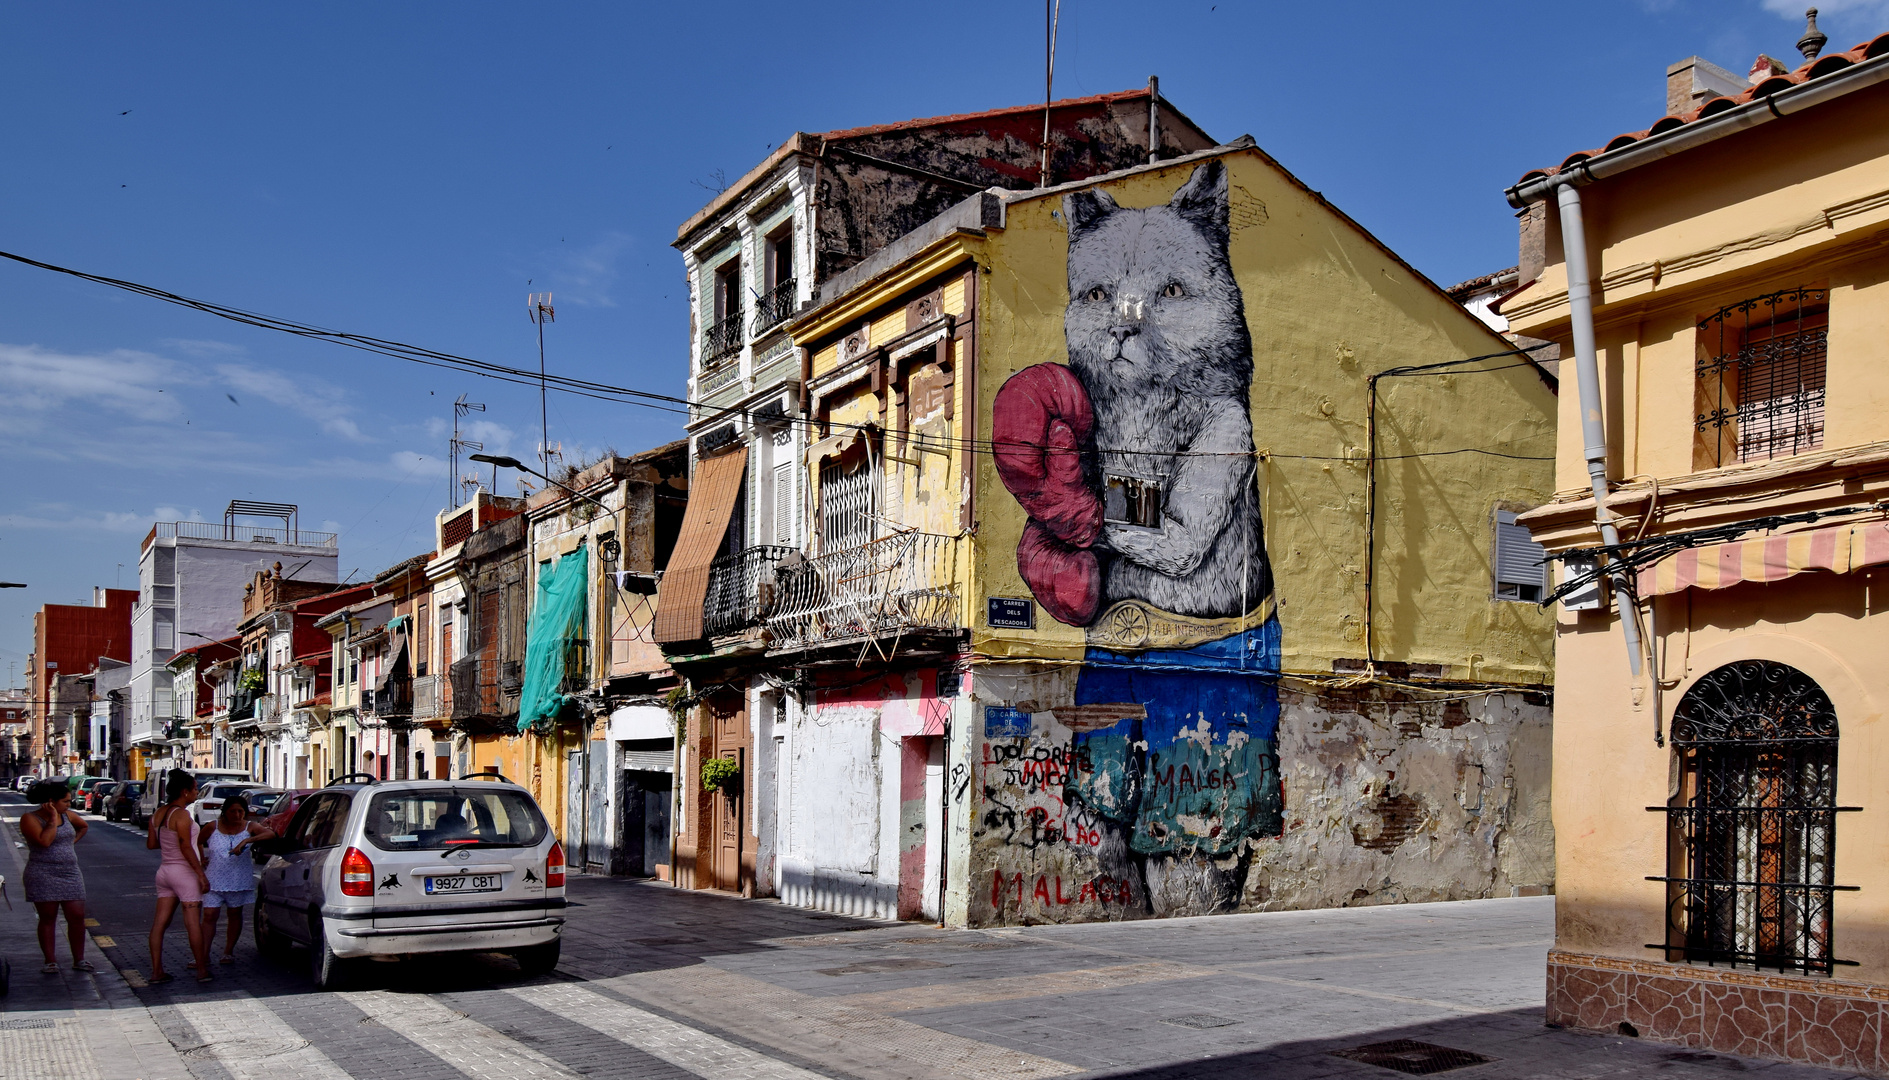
[448,394,487,508]
[528,292,555,471]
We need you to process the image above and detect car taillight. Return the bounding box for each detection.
[340,846,375,897]
[546,840,565,889]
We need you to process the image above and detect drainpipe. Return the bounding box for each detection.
[1147,75,1161,163]
[1553,179,1643,678]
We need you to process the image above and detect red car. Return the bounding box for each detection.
[262,788,321,838]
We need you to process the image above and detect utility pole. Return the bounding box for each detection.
[529,292,555,473]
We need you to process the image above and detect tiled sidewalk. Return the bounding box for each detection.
[0,796,190,1080]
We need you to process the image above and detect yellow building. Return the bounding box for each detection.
[672,133,1560,925]
[1506,23,1889,1074]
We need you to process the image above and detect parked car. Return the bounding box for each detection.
[13,776,36,792]
[195,782,267,825]
[260,788,320,840]
[136,767,252,826]
[254,774,565,989]
[85,781,119,815]
[245,788,287,821]
[107,782,143,822]
[73,777,107,808]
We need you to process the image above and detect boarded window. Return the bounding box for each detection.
[1494,510,1547,603]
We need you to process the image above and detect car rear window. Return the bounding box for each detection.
[363,789,547,851]
[206,785,253,800]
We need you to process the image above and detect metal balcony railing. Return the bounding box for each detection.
[752,278,797,336]
[150,520,338,548]
[767,532,960,651]
[411,674,443,720]
[703,545,798,638]
[560,640,590,694]
[702,308,745,362]
[372,677,412,718]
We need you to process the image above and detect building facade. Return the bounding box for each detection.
[1506,23,1889,1074]
[26,587,136,776]
[130,503,336,778]
[662,131,1564,924]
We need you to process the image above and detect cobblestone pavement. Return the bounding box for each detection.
[0,793,1868,1079]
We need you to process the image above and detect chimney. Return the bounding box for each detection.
[1666,56,1745,115]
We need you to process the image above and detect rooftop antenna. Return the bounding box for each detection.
[448,394,487,508]
[1039,0,1061,188]
[528,292,555,472]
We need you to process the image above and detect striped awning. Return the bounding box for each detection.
[1637,519,1889,596]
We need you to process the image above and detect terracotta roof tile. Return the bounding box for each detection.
[818,88,1154,142]
[1519,32,1889,184]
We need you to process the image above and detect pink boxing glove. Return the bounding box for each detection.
[1018,520,1103,627]
[992,363,1103,549]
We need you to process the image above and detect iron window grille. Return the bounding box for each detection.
[702,309,745,363]
[1695,288,1827,468]
[1648,660,1859,976]
[819,449,880,554]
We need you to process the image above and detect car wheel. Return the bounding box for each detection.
[308,916,353,990]
[512,939,560,978]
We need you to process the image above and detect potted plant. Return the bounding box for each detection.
[700,756,741,797]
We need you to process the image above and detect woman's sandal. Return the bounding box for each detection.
[219,954,235,965]
[72,960,97,972]
[41,962,59,974]
[148,973,174,984]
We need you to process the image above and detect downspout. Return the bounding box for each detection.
[1552,178,1643,678]
[1147,76,1161,163]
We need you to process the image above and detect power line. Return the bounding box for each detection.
[0,248,1560,465]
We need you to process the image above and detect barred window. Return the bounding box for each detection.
[819,448,879,553]
[1652,661,1858,976]
[1695,288,1827,468]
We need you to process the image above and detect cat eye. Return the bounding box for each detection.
[1084,285,1109,302]
[1161,282,1186,298]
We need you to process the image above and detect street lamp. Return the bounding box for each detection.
[470,453,612,516]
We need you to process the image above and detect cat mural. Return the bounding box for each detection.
[994,160,1283,916]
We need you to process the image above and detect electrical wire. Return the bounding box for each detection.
[0,248,1560,464]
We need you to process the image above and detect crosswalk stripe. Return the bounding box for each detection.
[511,982,827,1080]
[342,989,579,1080]
[169,995,352,1080]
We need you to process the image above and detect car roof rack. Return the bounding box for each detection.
[456,771,518,785]
[326,772,380,787]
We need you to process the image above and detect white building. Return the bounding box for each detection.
[130,501,336,773]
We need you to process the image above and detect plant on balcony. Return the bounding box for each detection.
[700,755,741,796]
[237,668,266,692]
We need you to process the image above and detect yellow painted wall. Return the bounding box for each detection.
[971,150,1559,681]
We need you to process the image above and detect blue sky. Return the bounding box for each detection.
[0,0,1877,678]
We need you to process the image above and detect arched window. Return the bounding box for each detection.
[1656,661,1856,975]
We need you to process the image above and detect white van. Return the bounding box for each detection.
[135,767,252,827]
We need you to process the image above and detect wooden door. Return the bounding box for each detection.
[703,693,748,893]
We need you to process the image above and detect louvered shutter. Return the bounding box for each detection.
[1494,510,1548,593]
[774,462,794,545]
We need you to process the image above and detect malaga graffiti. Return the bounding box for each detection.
[992,161,1283,917]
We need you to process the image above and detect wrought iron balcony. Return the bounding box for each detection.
[703,545,798,638]
[767,532,960,651]
[752,278,797,336]
[411,674,443,720]
[702,308,745,362]
[372,677,412,718]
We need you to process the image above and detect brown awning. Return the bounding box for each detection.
[653,446,748,643]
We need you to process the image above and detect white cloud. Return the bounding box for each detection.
[1,504,204,534]
[0,343,186,419]
[1759,0,1889,23]
[546,231,636,309]
[390,450,447,480]
[161,338,247,359]
[216,363,371,443]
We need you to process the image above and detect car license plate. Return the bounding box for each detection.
[425,874,501,895]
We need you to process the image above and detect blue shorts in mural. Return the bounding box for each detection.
[1065,617,1283,857]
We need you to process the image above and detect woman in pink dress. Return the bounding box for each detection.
[145,769,212,983]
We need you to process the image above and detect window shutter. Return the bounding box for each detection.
[774,462,794,545]
[1494,510,1548,591]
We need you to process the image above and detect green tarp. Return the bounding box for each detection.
[517,545,589,732]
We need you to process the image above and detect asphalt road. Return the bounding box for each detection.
[0,791,1859,1080]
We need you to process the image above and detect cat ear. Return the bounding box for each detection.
[1169,161,1230,237]
[1063,189,1118,236]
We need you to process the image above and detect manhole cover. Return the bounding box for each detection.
[1160,1015,1239,1029]
[0,1019,55,1030]
[817,958,947,976]
[1329,1040,1495,1075]
[631,936,704,946]
[185,1038,311,1061]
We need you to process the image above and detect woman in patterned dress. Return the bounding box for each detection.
[197,792,274,964]
[20,779,92,973]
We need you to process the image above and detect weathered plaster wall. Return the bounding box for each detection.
[965,667,1553,926]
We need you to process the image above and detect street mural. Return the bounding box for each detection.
[990,161,1282,918]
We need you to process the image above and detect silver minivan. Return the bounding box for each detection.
[254,774,566,989]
